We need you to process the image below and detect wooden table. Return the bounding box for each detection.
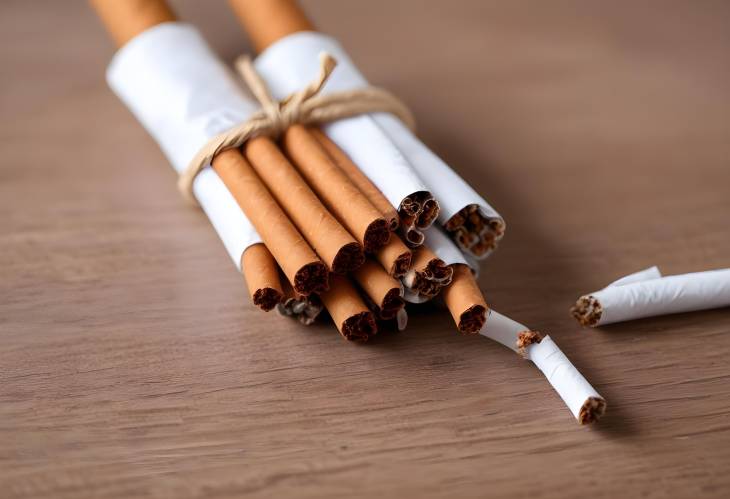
[2,1,729,497]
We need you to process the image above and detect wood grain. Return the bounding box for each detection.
[1,1,729,497]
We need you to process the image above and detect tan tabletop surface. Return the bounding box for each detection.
[2,1,729,498]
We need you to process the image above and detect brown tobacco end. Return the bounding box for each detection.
[293,261,329,295]
[252,287,283,312]
[458,305,488,334]
[386,211,400,232]
[516,330,544,358]
[363,218,391,253]
[416,198,440,229]
[445,205,505,258]
[375,237,412,278]
[341,311,377,342]
[404,227,425,248]
[570,295,602,327]
[331,242,365,274]
[578,397,607,425]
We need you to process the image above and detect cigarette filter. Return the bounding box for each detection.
[572,267,730,326]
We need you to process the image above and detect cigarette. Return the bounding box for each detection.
[320,274,378,342]
[241,243,284,311]
[442,264,488,334]
[310,128,399,231]
[282,125,390,253]
[444,205,506,259]
[572,267,730,327]
[233,0,437,240]
[374,237,413,279]
[403,246,454,302]
[212,149,328,295]
[95,1,330,296]
[276,276,323,325]
[352,260,405,320]
[480,310,606,424]
[243,136,364,274]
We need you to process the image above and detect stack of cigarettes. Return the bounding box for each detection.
[91,0,605,424]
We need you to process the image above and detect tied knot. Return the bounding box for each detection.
[179,51,416,204]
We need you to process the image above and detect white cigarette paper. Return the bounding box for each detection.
[403,225,474,304]
[480,310,606,424]
[572,267,730,326]
[106,22,262,269]
[254,32,504,258]
[254,33,428,213]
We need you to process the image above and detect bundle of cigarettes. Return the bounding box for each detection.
[91,0,605,424]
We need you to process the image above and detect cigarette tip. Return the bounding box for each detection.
[570,295,602,327]
[578,397,607,425]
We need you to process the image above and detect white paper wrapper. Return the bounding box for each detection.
[254,32,428,211]
[480,310,605,423]
[573,267,730,326]
[403,226,475,304]
[254,31,503,257]
[106,22,262,269]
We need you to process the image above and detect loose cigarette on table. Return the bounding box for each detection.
[282,125,390,253]
[243,136,364,274]
[237,2,438,245]
[241,243,284,311]
[311,127,399,231]
[276,275,323,325]
[245,15,501,257]
[352,260,405,320]
[320,274,378,342]
[99,5,297,299]
[442,264,488,334]
[480,310,606,424]
[572,267,730,327]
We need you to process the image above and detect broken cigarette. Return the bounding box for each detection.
[243,136,364,274]
[231,0,437,243]
[320,274,378,342]
[241,243,284,311]
[212,149,329,295]
[282,125,390,253]
[403,246,454,303]
[352,260,405,320]
[481,310,606,424]
[276,275,323,325]
[442,264,488,334]
[572,266,730,327]
[310,127,399,231]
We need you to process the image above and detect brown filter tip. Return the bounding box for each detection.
[579,397,607,425]
[571,295,603,327]
[516,330,544,358]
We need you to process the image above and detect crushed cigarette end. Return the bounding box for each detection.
[390,251,412,279]
[404,257,454,300]
[570,295,603,327]
[416,198,440,229]
[253,287,284,312]
[578,396,607,425]
[457,304,487,334]
[445,205,505,259]
[340,311,377,342]
[363,219,391,253]
[516,330,544,358]
[378,288,405,320]
[398,191,437,247]
[331,242,365,274]
[294,261,329,296]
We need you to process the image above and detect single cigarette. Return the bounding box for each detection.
[374,237,412,278]
[310,128,399,231]
[403,246,454,302]
[243,136,364,274]
[212,149,328,295]
[352,260,405,320]
[282,125,390,253]
[320,274,378,342]
[241,243,284,311]
[480,310,606,425]
[442,264,488,334]
[571,267,730,327]
[276,275,323,325]
[444,205,506,259]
